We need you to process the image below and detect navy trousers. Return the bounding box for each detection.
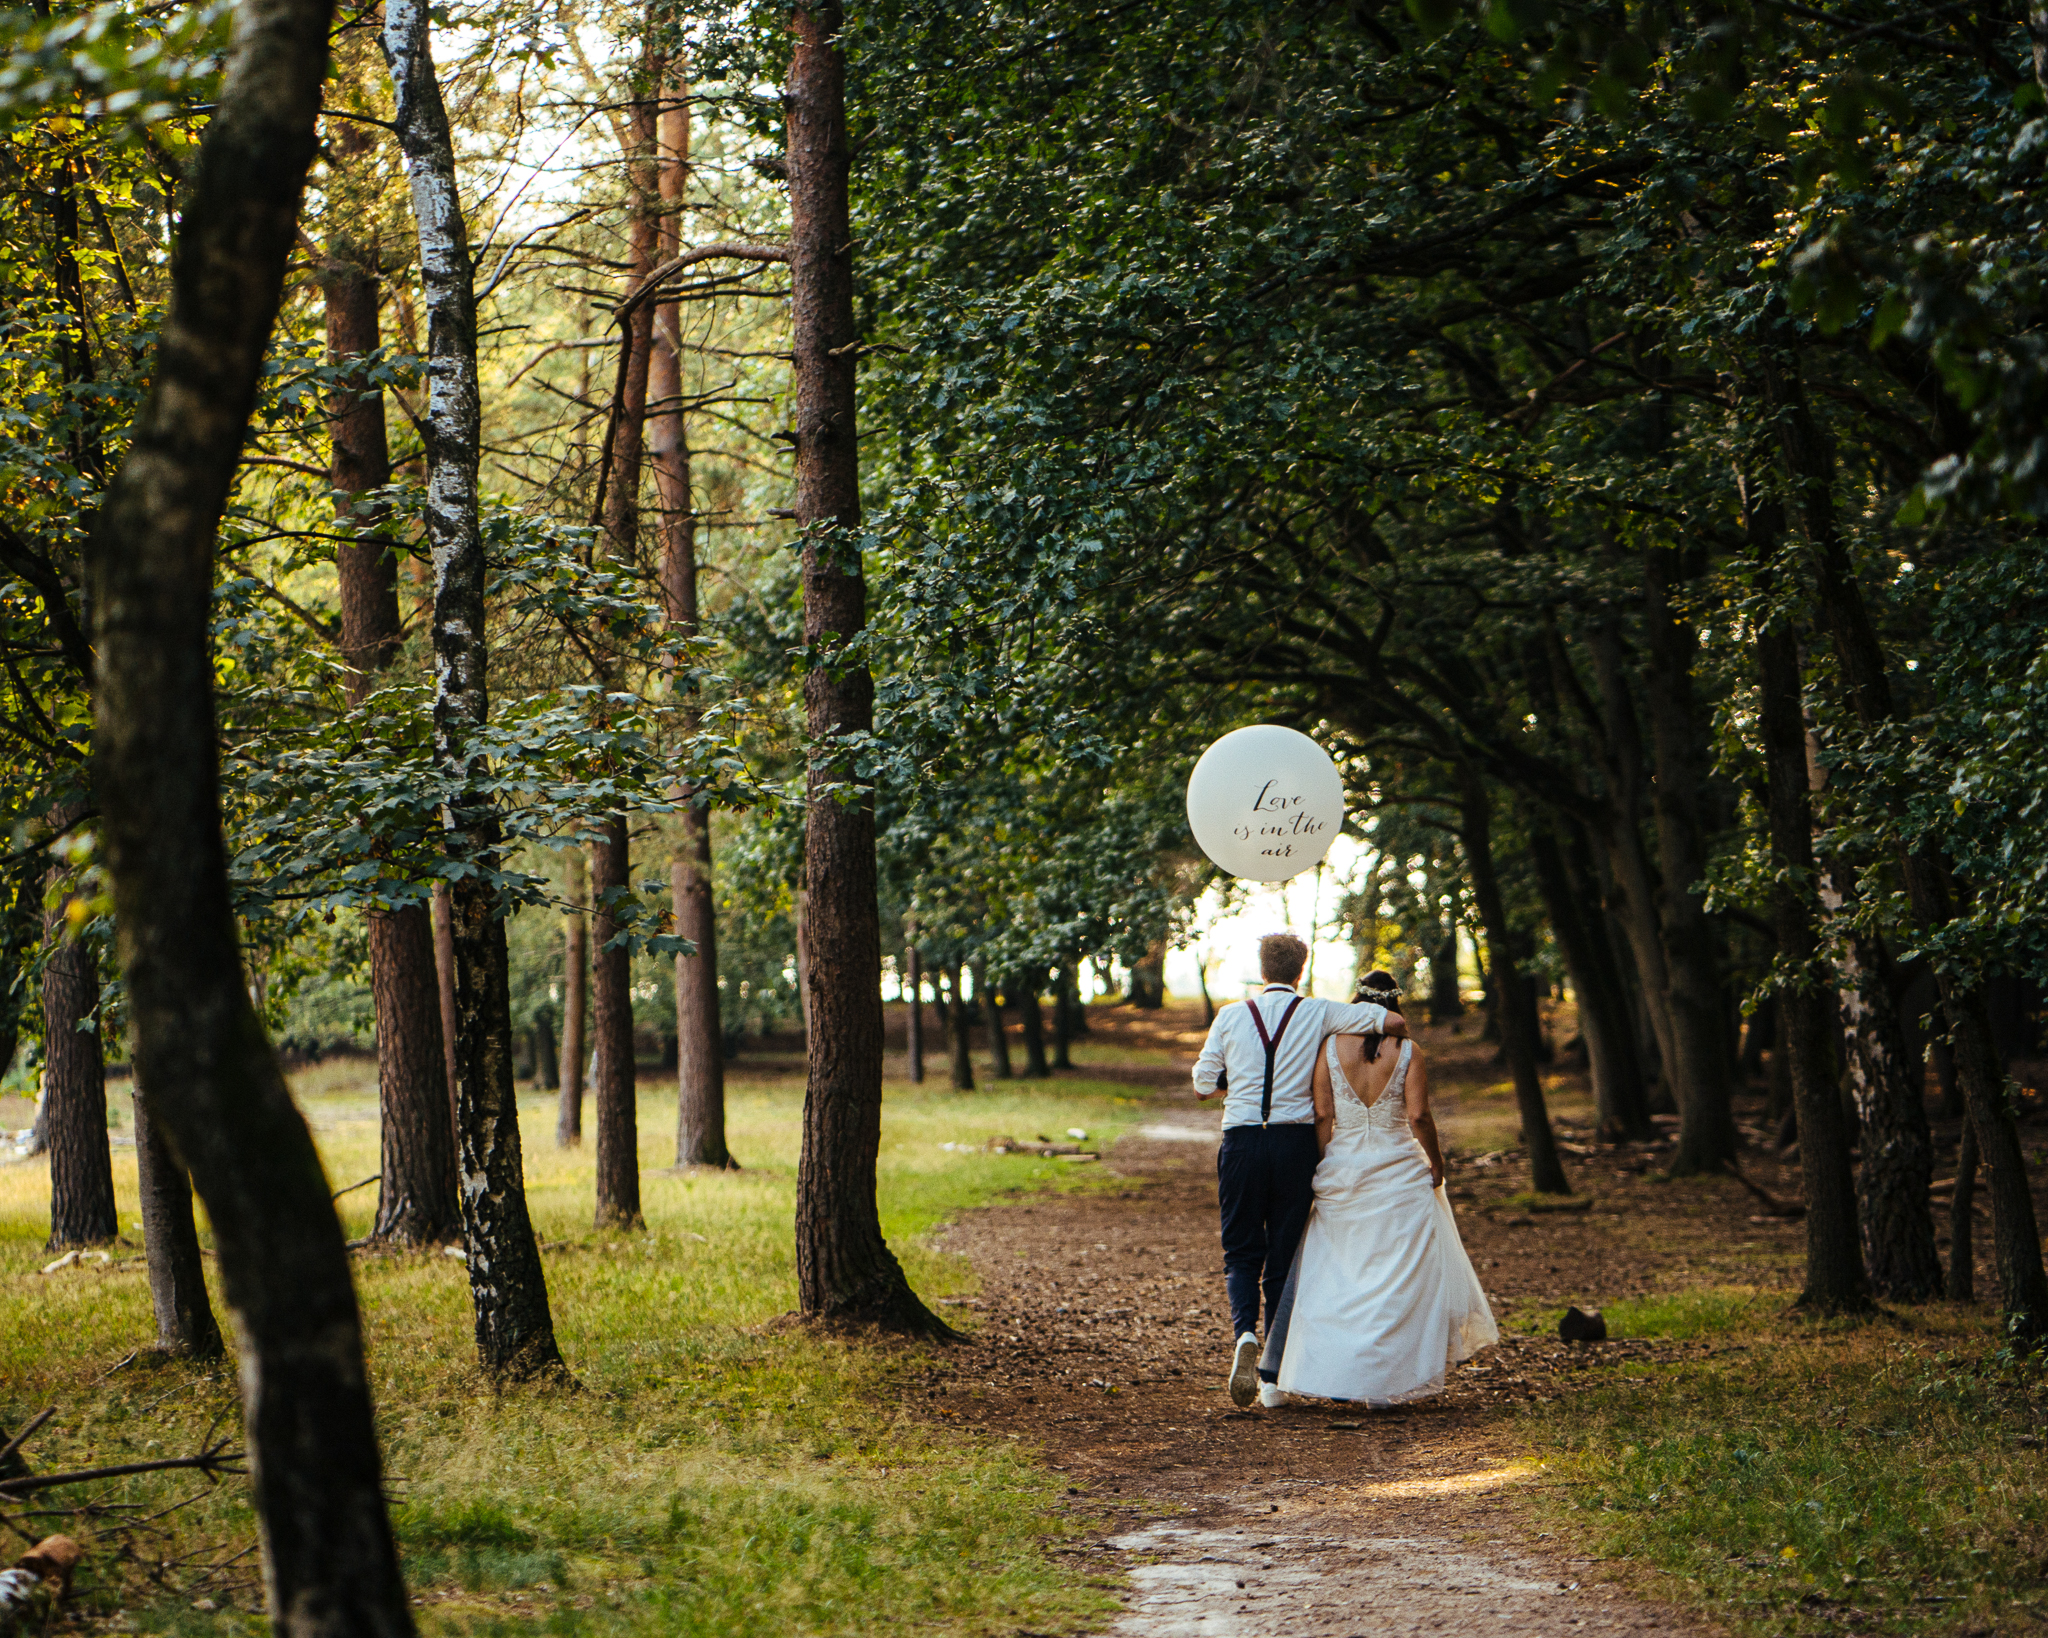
[1217,1123,1319,1372]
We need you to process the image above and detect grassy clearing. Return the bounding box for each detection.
[1517,1290,2048,1636]
[0,1069,1140,1637]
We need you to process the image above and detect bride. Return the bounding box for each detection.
[1260,971,1497,1406]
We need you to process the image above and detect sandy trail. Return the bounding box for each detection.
[924,1064,1728,1638]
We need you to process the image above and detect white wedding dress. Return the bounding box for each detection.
[1263,1038,1498,1405]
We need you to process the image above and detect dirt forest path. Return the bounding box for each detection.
[915,1008,1777,1637]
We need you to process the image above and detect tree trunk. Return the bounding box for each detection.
[976,958,1013,1078]
[787,0,944,1334]
[1459,775,1571,1194]
[326,207,456,1250]
[1822,877,1941,1301]
[1949,1112,1978,1302]
[385,0,563,1378]
[1526,816,1652,1140]
[132,1076,222,1356]
[369,904,457,1243]
[1641,546,1738,1174]
[905,945,924,1083]
[945,965,976,1090]
[429,881,458,1127]
[591,822,642,1227]
[41,869,116,1250]
[1751,538,1869,1313]
[1018,971,1049,1078]
[1052,966,1077,1068]
[0,864,39,1084]
[534,1006,559,1091]
[558,847,587,1145]
[1428,904,1464,1021]
[84,0,419,1621]
[1770,349,2048,1340]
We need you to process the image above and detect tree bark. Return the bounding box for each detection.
[1950,1112,1978,1302]
[1821,877,1941,1301]
[368,904,458,1244]
[1770,350,2048,1340]
[131,1076,222,1356]
[1459,775,1571,1194]
[1052,966,1077,1067]
[976,958,1013,1078]
[41,869,116,1250]
[945,965,976,1090]
[787,0,944,1334]
[1526,816,1652,1140]
[428,881,458,1125]
[325,198,457,1249]
[1428,902,1464,1021]
[591,822,642,1227]
[385,0,563,1378]
[1751,542,1869,1313]
[1640,546,1738,1174]
[1018,970,1050,1078]
[905,944,924,1082]
[83,0,417,1622]
[533,1006,559,1090]
[557,847,587,1144]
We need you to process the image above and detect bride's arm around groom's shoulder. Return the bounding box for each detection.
[1404,1046,1445,1187]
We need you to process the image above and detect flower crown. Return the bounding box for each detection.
[1358,984,1401,1007]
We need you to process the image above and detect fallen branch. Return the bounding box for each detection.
[0,1412,52,1476]
[0,1536,81,1634]
[0,1437,244,1499]
[1722,1159,1805,1219]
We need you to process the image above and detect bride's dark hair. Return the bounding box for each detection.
[1354,969,1400,1062]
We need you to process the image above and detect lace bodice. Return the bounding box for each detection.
[1326,1036,1414,1142]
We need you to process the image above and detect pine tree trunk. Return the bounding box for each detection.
[325,203,457,1249]
[385,0,562,1378]
[592,822,642,1227]
[1752,549,1869,1313]
[132,1076,222,1357]
[1770,350,2048,1340]
[369,904,458,1244]
[1641,546,1738,1174]
[41,868,116,1250]
[905,945,924,1083]
[84,0,418,1621]
[1460,776,1571,1195]
[977,959,1013,1078]
[1018,971,1049,1078]
[558,848,587,1145]
[534,1006,559,1091]
[945,965,976,1090]
[429,881,459,1126]
[1052,967,1076,1068]
[0,870,38,1081]
[787,0,944,1334]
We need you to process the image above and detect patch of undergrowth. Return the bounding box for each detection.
[0,1076,1136,1637]
[1519,1306,2048,1636]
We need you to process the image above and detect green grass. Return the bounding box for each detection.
[0,1069,1140,1636]
[1519,1297,2048,1635]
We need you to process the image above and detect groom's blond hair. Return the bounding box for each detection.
[1258,933,1308,985]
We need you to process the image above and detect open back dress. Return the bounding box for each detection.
[1260,1038,1498,1404]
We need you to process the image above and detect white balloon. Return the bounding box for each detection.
[1185,725,1345,883]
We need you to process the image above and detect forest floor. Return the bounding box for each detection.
[2,1001,2046,1637]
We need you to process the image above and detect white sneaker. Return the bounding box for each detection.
[1228,1332,1260,1407]
[1258,1381,1287,1409]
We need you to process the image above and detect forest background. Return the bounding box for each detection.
[4,0,2048,1633]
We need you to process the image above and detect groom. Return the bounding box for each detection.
[1192,933,1405,1409]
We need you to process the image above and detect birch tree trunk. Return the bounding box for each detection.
[384,0,563,1378]
[787,0,944,1333]
[84,0,417,1623]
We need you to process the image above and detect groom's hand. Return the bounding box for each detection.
[1382,1011,1409,1039]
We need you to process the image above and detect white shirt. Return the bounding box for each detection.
[1192,986,1390,1129]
